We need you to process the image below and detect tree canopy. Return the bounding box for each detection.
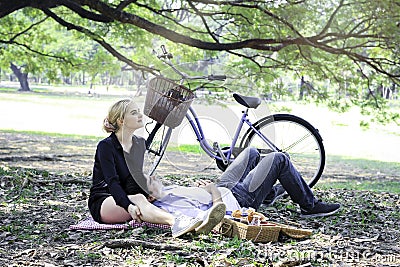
[0,0,399,121]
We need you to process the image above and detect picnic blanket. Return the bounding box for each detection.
[69,216,170,231]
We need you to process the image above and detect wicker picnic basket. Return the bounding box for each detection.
[217,218,281,242]
[274,222,313,239]
[144,76,194,128]
[216,218,313,242]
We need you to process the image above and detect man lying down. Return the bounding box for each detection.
[147,175,240,235]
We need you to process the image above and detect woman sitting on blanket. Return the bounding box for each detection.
[87,98,226,238]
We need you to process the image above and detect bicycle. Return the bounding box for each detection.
[143,46,325,188]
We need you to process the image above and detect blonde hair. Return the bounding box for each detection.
[103,99,133,133]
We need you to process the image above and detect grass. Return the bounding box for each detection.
[165,253,187,264]
[0,142,399,266]
[0,129,101,140]
[0,85,132,99]
[165,144,400,194]
[168,144,205,154]
[169,144,400,172]
[1,88,399,195]
[318,180,400,194]
[327,154,400,171]
[2,127,399,195]
[318,154,400,194]
[167,143,231,153]
[193,235,259,264]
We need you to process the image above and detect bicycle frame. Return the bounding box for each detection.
[183,104,280,164]
[145,46,325,186]
[155,45,280,162]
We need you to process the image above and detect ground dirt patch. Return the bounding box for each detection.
[0,132,399,266]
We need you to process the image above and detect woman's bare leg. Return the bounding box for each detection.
[100,196,132,224]
[100,194,175,225]
[128,194,175,225]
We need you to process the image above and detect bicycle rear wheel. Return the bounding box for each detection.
[143,122,172,176]
[240,114,325,188]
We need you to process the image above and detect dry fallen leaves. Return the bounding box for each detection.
[0,132,399,266]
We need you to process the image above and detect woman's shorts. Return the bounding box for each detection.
[88,192,111,223]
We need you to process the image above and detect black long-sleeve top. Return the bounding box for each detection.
[88,132,149,211]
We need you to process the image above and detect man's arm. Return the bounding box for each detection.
[203,183,223,204]
[146,175,166,200]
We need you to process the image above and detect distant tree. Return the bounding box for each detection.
[0,8,122,91]
[9,63,30,91]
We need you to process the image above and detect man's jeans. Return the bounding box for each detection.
[216,147,316,210]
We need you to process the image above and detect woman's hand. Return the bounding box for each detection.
[128,204,142,223]
[147,195,156,202]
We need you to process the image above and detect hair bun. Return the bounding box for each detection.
[103,118,116,132]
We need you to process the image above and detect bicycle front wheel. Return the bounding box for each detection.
[143,122,172,176]
[240,114,325,188]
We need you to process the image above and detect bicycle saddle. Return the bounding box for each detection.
[233,93,261,109]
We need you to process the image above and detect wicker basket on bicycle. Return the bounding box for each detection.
[144,76,195,128]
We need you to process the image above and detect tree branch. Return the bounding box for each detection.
[187,0,219,43]
[317,0,345,37]
[0,40,73,64]
[59,0,113,22]
[0,0,31,18]
[104,238,189,251]
[0,0,398,84]
[115,0,138,12]
[8,16,49,42]
[42,8,159,75]
[78,0,287,51]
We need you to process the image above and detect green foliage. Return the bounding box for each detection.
[359,99,400,126]
[0,0,399,123]
[0,8,122,84]
[165,253,187,264]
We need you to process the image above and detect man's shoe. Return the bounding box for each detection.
[300,200,341,218]
[195,202,226,235]
[171,215,203,238]
[263,185,287,206]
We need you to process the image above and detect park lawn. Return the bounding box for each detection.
[1,87,400,266]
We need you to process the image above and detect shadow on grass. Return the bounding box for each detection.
[319,154,400,194]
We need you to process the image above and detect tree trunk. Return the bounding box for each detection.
[299,76,305,100]
[134,72,143,97]
[10,63,31,91]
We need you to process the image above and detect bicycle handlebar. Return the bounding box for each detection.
[157,45,226,82]
[158,45,173,59]
[161,45,167,55]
